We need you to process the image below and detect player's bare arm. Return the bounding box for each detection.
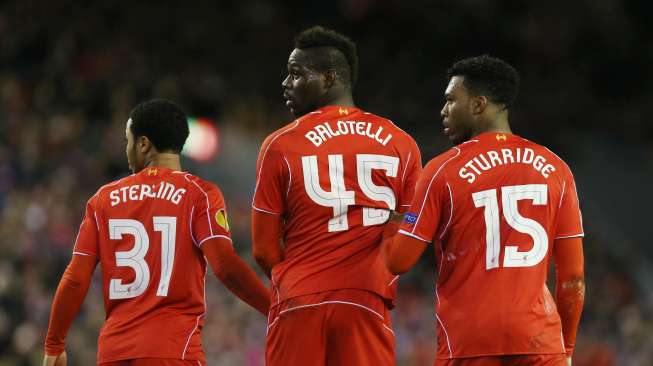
[252,210,283,278]
[554,236,585,363]
[201,237,271,315]
[43,255,97,365]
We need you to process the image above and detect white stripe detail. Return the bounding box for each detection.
[181,314,203,359]
[412,147,461,234]
[278,300,385,320]
[185,175,214,236]
[554,233,584,239]
[253,120,301,197]
[267,316,280,332]
[401,151,412,183]
[252,205,281,215]
[435,288,453,357]
[438,182,454,240]
[93,211,100,232]
[283,156,292,198]
[72,251,92,256]
[198,234,232,247]
[382,323,395,336]
[388,275,399,286]
[559,180,567,209]
[397,229,430,243]
[190,206,198,246]
[401,204,411,206]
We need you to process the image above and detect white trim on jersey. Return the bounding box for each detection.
[93,211,100,232]
[401,151,412,184]
[181,314,203,360]
[190,206,199,246]
[559,180,567,209]
[283,156,292,198]
[435,288,453,357]
[388,275,399,286]
[72,251,92,256]
[397,229,430,243]
[253,120,301,196]
[267,300,393,337]
[197,234,232,247]
[185,175,214,237]
[554,233,585,240]
[438,182,454,241]
[252,205,281,215]
[412,147,461,235]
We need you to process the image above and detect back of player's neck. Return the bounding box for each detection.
[146,154,181,172]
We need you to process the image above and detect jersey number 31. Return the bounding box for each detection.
[108,217,177,299]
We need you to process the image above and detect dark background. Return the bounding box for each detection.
[1,1,651,365]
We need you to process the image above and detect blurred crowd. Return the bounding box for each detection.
[1,1,652,365]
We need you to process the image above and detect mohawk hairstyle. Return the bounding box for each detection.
[129,99,189,153]
[447,55,520,109]
[294,26,359,87]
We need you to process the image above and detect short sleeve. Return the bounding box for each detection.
[252,136,289,215]
[397,158,449,243]
[73,196,100,257]
[397,140,423,213]
[555,171,584,239]
[191,181,232,247]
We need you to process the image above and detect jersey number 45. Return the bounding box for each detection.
[301,154,399,232]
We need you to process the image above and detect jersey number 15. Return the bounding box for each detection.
[473,184,548,270]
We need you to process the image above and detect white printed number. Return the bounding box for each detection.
[302,154,399,232]
[473,184,548,270]
[108,217,177,299]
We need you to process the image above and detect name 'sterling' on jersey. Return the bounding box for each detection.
[459,147,556,184]
[109,182,187,206]
[305,120,393,147]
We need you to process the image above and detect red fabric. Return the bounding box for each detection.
[397,132,583,359]
[200,236,270,315]
[44,254,97,355]
[554,237,585,356]
[252,105,421,305]
[266,289,394,366]
[100,359,203,366]
[436,354,567,366]
[73,167,234,363]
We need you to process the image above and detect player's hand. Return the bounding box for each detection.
[43,351,67,366]
[566,356,572,366]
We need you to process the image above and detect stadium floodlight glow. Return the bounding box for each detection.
[182,117,219,162]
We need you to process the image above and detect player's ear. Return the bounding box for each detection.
[471,95,488,115]
[138,135,154,154]
[323,70,337,90]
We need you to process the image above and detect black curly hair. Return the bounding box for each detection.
[447,55,520,109]
[129,99,189,153]
[294,26,358,87]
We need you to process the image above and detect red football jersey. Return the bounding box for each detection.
[253,105,421,304]
[73,167,231,363]
[398,132,584,359]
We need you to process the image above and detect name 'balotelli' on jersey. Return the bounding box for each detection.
[398,133,583,359]
[73,167,231,363]
[253,106,421,304]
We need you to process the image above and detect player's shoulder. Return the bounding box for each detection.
[517,136,575,174]
[359,109,417,144]
[182,172,224,197]
[260,117,307,152]
[91,174,134,203]
[423,146,464,176]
